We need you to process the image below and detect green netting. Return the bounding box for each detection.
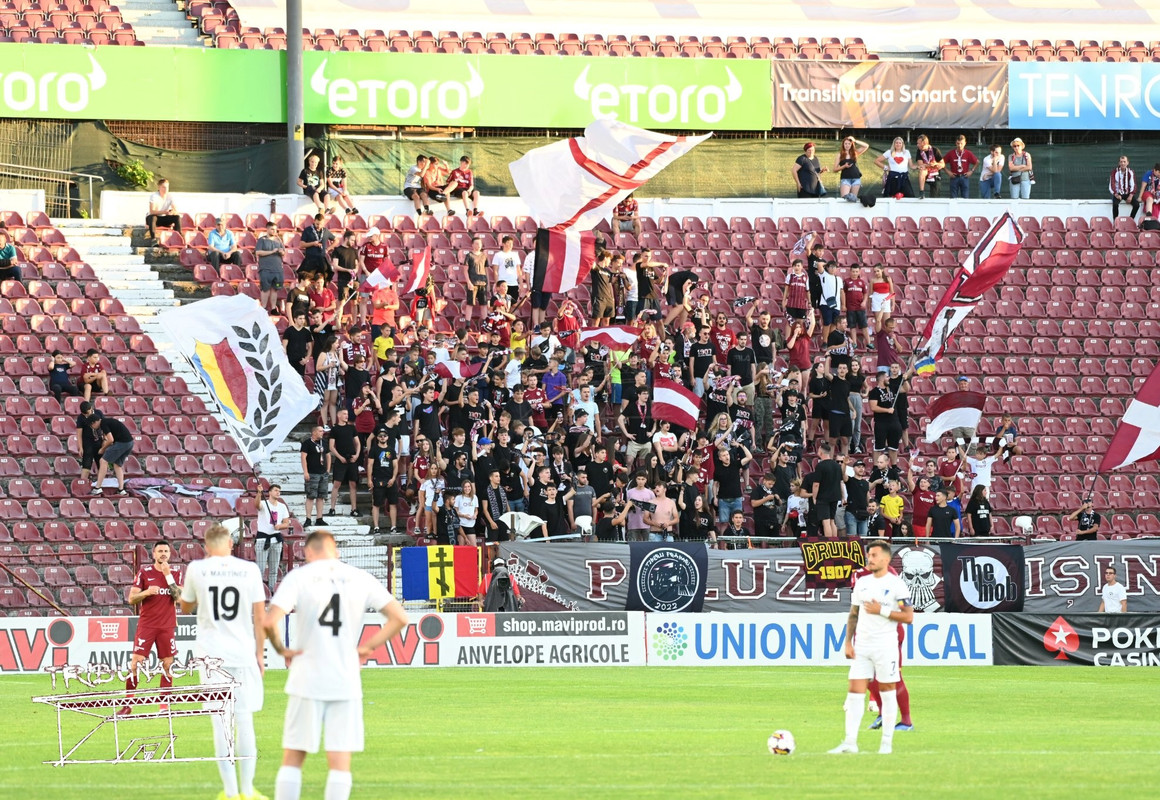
[326,134,1160,202]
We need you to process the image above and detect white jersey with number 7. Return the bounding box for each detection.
[270,559,395,701]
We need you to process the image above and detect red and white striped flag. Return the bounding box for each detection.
[533,227,597,294]
[652,378,701,430]
[923,391,986,443]
[577,324,642,352]
[400,245,431,296]
[1098,361,1160,472]
[432,360,483,381]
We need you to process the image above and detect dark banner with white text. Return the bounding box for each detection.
[993,613,1160,666]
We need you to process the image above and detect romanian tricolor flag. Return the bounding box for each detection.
[400,546,480,600]
[191,337,248,421]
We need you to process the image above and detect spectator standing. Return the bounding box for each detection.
[330,231,361,320]
[875,138,914,198]
[75,401,103,481]
[0,229,20,282]
[713,444,753,523]
[366,428,400,536]
[792,142,828,198]
[844,460,871,537]
[869,266,894,340]
[281,312,313,380]
[1007,138,1033,200]
[1098,568,1127,613]
[463,237,489,325]
[491,236,522,297]
[207,217,241,271]
[370,279,400,340]
[843,267,870,350]
[834,136,869,202]
[326,154,357,215]
[945,135,979,199]
[963,485,992,537]
[300,426,329,527]
[1068,498,1102,541]
[300,213,334,280]
[403,155,431,215]
[444,155,482,217]
[255,221,286,314]
[913,134,944,199]
[255,483,292,592]
[874,316,905,375]
[144,178,181,241]
[327,409,361,518]
[926,490,960,538]
[812,442,844,538]
[297,152,332,213]
[980,144,1004,199]
[818,261,844,342]
[90,414,133,496]
[1109,156,1139,219]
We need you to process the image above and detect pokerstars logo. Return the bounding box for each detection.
[0,53,106,113]
[1043,616,1079,661]
[310,58,484,120]
[573,65,742,125]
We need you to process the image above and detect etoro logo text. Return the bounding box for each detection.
[310,58,483,120]
[573,65,742,125]
[0,53,105,113]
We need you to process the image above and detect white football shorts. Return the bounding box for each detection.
[200,662,264,714]
[848,643,902,683]
[283,696,365,754]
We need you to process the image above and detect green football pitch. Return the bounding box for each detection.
[1,667,1156,799]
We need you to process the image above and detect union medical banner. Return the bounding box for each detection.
[771,61,1007,129]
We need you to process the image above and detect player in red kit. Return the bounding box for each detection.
[850,563,914,731]
[120,540,183,715]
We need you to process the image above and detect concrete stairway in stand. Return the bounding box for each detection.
[56,218,391,582]
[119,0,203,47]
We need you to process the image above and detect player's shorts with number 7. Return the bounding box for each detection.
[849,646,900,683]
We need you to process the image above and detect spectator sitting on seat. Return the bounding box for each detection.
[403,154,431,215]
[46,349,81,401]
[1136,161,1160,221]
[90,414,133,496]
[326,154,357,215]
[0,229,20,283]
[255,221,286,315]
[1109,155,1139,219]
[144,178,180,240]
[443,155,482,217]
[206,217,241,271]
[992,412,1023,456]
[80,347,109,401]
[613,192,642,239]
[423,155,453,216]
[297,152,332,214]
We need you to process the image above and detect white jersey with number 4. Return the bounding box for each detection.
[851,572,911,650]
[181,555,266,666]
[271,558,395,702]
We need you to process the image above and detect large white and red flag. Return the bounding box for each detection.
[432,360,483,382]
[1098,362,1160,472]
[652,378,701,430]
[511,118,709,293]
[577,324,642,352]
[398,245,431,296]
[913,212,1023,374]
[923,391,986,443]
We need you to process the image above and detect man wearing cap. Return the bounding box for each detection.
[792,142,828,199]
[479,557,522,608]
[948,376,977,443]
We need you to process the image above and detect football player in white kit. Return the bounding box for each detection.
[179,523,268,800]
[265,529,408,800]
[830,538,914,755]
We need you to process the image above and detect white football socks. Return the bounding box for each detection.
[879,689,898,749]
[236,711,257,795]
[325,769,353,800]
[275,765,302,800]
[844,692,865,745]
[210,715,240,798]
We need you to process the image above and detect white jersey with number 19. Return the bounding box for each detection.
[270,559,395,702]
[181,555,266,665]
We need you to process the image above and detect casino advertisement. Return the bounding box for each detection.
[993,613,1160,667]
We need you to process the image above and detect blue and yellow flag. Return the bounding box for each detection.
[400,546,480,600]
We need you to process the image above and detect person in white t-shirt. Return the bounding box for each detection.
[965,440,1007,494]
[1099,567,1128,613]
[145,178,181,240]
[179,523,267,800]
[265,530,408,800]
[491,236,522,291]
[831,539,914,756]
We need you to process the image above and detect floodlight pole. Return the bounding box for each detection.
[286,0,305,193]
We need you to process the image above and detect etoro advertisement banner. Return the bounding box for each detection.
[0,44,771,129]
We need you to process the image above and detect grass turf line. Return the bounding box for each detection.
[2,666,1157,799]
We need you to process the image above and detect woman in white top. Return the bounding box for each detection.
[980,144,1004,199]
[1007,137,1033,200]
[314,335,346,431]
[875,137,914,198]
[418,464,445,538]
[453,479,479,546]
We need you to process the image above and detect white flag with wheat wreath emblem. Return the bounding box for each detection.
[158,295,319,466]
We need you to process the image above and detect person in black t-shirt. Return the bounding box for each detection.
[412,383,444,444]
[842,460,871,537]
[713,445,752,523]
[868,453,902,503]
[300,425,329,525]
[746,306,784,367]
[1068,498,1102,541]
[365,429,399,535]
[824,360,853,455]
[75,401,104,481]
[330,230,361,310]
[327,410,361,517]
[964,484,992,537]
[726,334,757,389]
[282,312,314,377]
[927,490,961,538]
[688,327,717,397]
[90,415,134,496]
[751,472,781,537]
[811,442,844,537]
